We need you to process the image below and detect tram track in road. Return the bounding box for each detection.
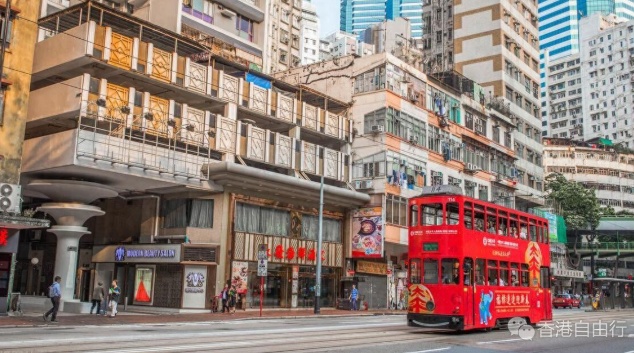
[0,323,420,353]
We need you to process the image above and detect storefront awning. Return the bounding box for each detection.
[598,138,613,146]
[0,214,50,230]
[203,162,370,210]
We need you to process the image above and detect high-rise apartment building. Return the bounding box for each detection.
[300,0,320,65]
[340,0,422,39]
[580,14,634,145]
[421,0,456,73]
[427,0,544,210]
[543,53,583,139]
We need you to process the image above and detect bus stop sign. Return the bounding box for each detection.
[257,244,267,277]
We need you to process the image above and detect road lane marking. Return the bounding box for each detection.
[82,331,435,353]
[477,338,523,345]
[0,322,404,348]
[404,348,451,353]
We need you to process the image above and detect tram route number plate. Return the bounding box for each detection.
[258,244,267,277]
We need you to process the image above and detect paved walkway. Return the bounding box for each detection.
[0,308,406,327]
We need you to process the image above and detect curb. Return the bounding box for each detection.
[0,312,407,329]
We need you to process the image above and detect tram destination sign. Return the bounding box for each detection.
[423,242,439,252]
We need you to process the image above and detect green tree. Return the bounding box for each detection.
[545,173,605,276]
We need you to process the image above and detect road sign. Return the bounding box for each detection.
[257,244,267,277]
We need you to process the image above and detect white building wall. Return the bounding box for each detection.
[300,0,320,65]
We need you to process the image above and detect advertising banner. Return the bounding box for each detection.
[232,261,249,294]
[133,266,155,305]
[183,265,207,309]
[352,207,384,258]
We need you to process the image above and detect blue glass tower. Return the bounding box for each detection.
[579,0,634,19]
[340,0,422,39]
[539,0,634,61]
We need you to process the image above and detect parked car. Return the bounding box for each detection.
[553,294,581,309]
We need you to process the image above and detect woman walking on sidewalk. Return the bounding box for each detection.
[108,280,121,318]
[228,285,237,314]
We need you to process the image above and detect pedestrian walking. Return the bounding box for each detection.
[108,279,121,318]
[43,276,62,322]
[228,285,237,314]
[349,284,359,311]
[90,282,105,315]
[220,284,229,313]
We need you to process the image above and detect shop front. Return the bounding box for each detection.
[92,244,217,309]
[355,260,388,310]
[232,232,343,309]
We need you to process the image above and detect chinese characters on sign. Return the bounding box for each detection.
[257,244,268,277]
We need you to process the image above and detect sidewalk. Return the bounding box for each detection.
[0,308,406,328]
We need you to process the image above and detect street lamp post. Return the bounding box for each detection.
[314,176,324,314]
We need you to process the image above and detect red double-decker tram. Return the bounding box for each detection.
[407,186,552,331]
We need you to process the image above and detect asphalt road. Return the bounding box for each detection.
[0,309,633,353]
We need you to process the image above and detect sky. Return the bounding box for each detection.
[315,0,340,37]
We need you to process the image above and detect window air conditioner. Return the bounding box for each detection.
[221,8,236,18]
[371,125,385,133]
[0,183,22,214]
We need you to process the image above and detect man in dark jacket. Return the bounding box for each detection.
[90,282,105,315]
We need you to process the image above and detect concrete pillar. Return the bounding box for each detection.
[29,180,118,313]
[48,227,89,301]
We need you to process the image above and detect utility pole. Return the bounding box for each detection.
[314,175,324,314]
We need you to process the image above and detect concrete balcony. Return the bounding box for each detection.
[30,20,352,144]
[25,77,350,189]
[211,0,264,23]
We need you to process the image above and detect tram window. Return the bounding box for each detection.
[543,225,549,243]
[509,214,519,238]
[486,208,497,234]
[499,261,509,286]
[519,217,528,240]
[520,264,529,287]
[441,258,460,284]
[446,203,460,225]
[498,211,508,236]
[410,205,419,227]
[423,259,439,284]
[423,203,443,225]
[487,260,499,286]
[474,204,485,231]
[536,221,542,243]
[475,259,485,285]
[464,202,473,229]
[463,258,474,286]
[529,219,537,241]
[510,263,519,286]
[410,258,421,284]
[540,267,551,289]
